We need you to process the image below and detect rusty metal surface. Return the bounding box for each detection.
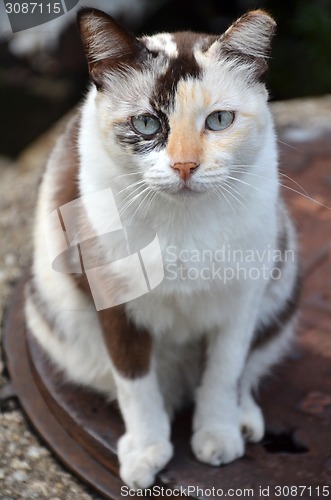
[2,276,125,500]
[2,132,331,499]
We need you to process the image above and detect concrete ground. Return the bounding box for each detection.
[0,96,331,499]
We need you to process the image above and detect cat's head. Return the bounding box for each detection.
[78,9,276,202]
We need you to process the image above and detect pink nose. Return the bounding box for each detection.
[171,162,199,182]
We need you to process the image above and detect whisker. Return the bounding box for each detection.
[143,190,159,217]
[222,180,247,211]
[128,188,153,225]
[230,168,308,195]
[212,184,236,214]
[112,171,142,180]
[276,139,303,152]
[225,174,292,220]
[115,179,146,197]
[279,184,330,210]
[278,171,317,200]
[229,170,331,211]
[227,174,273,193]
[118,181,148,205]
[119,186,151,218]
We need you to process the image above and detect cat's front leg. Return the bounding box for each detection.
[192,289,262,466]
[115,371,172,489]
[98,308,172,489]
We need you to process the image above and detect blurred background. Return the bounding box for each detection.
[0,0,331,158]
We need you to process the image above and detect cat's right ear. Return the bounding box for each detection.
[210,10,276,81]
[77,9,144,88]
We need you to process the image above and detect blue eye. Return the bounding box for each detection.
[205,111,235,131]
[131,115,161,136]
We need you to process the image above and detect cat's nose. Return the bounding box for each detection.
[171,162,199,182]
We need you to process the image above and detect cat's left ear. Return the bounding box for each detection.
[77,9,146,88]
[212,10,276,81]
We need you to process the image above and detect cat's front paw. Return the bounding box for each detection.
[118,434,173,490]
[191,426,244,466]
[240,401,265,443]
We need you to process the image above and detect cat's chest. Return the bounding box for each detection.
[157,222,271,292]
[126,232,257,341]
[127,286,231,342]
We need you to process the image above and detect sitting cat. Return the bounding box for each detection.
[25,8,300,489]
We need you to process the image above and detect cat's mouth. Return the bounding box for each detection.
[148,178,209,199]
[181,184,194,192]
[172,181,207,198]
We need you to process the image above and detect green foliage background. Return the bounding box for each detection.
[268,0,331,99]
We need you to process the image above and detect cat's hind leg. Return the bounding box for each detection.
[239,317,297,443]
[25,280,118,397]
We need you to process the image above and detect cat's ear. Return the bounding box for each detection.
[77,9,145,88]
[215,10,276,80]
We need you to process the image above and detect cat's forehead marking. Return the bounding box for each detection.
[151,32,211,111]
[143,33,178,58]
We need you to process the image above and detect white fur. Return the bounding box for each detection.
[116,366,172,489]
[28,14,298,489]
[143,33,178,57]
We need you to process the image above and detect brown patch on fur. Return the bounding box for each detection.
[251,225,299,351]
[99,307,152,378]
[40,112,153,378]
[78,9,148,89]
[152,32,209,111]
[271,227,288,277]
[251,271,301,351]
[47,114,101,294]
[50,114,80,209]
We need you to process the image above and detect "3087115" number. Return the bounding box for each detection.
[5,3,61,14]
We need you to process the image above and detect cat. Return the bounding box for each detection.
[25,8,300,490]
